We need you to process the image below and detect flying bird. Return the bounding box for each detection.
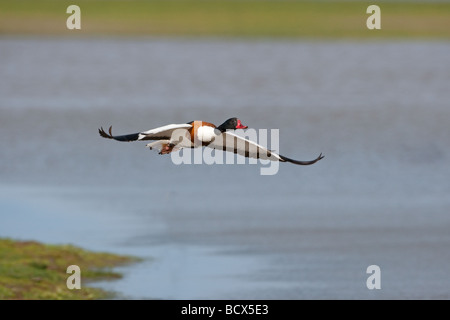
[99,117,324,165]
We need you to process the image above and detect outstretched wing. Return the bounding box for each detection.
[208,131,324,165]
[99,123,193,142]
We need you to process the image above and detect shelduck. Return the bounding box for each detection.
[99,117,324,165]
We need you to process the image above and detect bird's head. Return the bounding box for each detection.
[217,117,248,132]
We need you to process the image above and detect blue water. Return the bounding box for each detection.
[1,38,449,299]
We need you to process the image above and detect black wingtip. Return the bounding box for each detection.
[98,126,141,142]
[279,152,324,165]
[317,152,324,161]
[99,126,114,139]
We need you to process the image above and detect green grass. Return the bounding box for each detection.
[0,238,138,300]
[0,0,449,38]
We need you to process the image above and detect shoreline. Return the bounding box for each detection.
[0,1,449,39]
[0,238,139,300]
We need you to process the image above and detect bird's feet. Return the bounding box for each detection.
[158,143,175,155]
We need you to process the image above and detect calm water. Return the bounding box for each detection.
[1,37,449,299]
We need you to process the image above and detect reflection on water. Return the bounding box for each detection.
[0,38,449,299]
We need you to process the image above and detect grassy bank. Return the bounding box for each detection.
[0,0,449,39]
[0,238,137,300]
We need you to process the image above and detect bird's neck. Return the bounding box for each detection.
[216,124,229,133]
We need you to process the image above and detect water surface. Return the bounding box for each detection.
[1,38,449,299]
